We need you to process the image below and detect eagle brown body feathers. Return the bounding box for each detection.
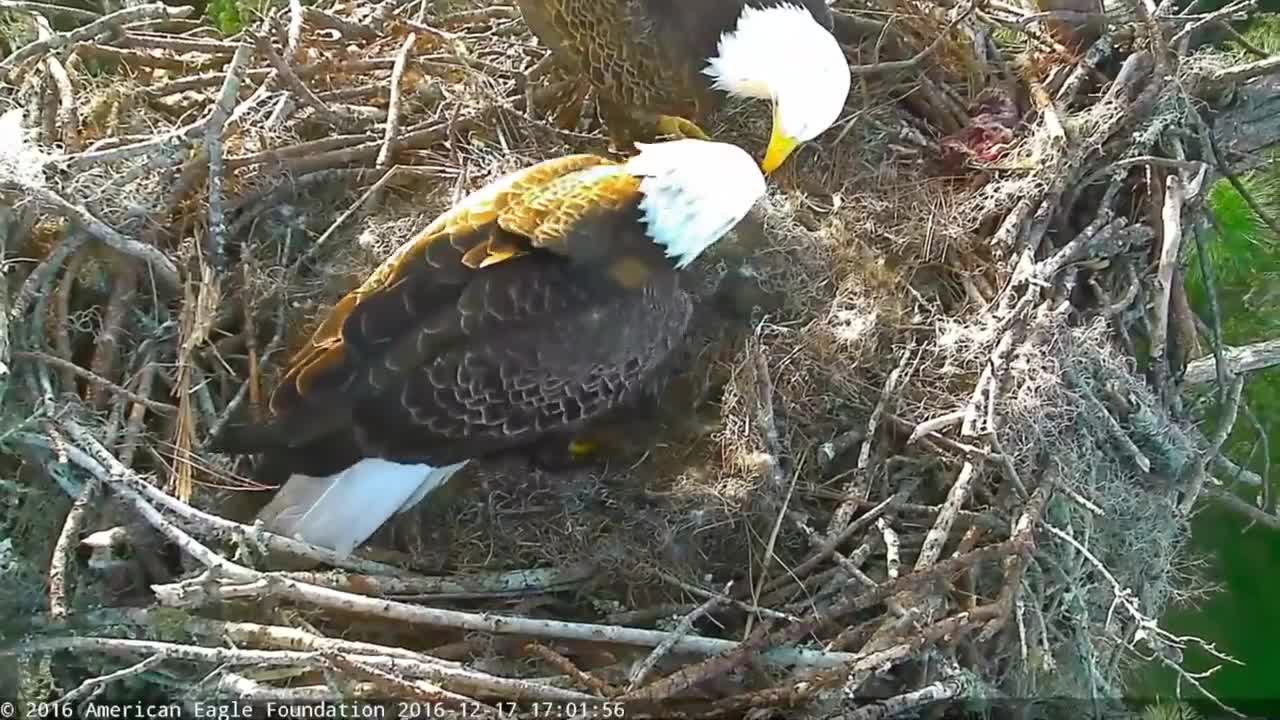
[516,0,834,145]
[213,156,693,483]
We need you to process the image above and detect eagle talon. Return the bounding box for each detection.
[654,115,710,141]
[529,438,603,472]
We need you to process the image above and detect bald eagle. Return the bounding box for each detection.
[516,0,851,173]
[211,139,766,557]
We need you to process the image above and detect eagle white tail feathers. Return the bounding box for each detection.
[256,458,469,557]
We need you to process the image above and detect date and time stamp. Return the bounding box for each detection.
[1,700,631,719]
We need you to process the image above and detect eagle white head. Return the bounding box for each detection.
[626,139,766,269]
[704,3,851,174]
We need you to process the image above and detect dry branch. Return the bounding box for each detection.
[1185,337,1280,386]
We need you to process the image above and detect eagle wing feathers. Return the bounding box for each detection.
[259,153,652,457]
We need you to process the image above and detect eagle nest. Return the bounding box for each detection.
[0,0,1276,716]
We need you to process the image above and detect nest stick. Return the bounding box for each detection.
[1181,374,1244,512]
[160,572,863,669]
[526,643,617,697]
[4,183,180,290]
[628,583,731,691]
[0,1,100,23]
[1150,174,1186,400]
[55,653,167,705]
[1,3,195,78]
[110,607,457,664]
[119,365,158,467]
[1204,486,1280,531]
[978,480,1053,642]
[321,651,497,713]
[50,246,82,390]
[31,14,81,152]
[9,637,598,703]
[10,351,176,414]
[286,0,304,54]
[721,605,1002,712]
[1170,0,1256,45]
[375,34,417,173]
[46,471,101,621]
[827,345,913,532]
[204,43,254,270]
[1211,53,1280,84]
[282,562,595,598]
[1041,522,1243,715]
[33,427,856,670]
[845,670,977,720]
[88,262,138,409]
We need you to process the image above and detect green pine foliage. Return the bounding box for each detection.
[1183,169,1280,470]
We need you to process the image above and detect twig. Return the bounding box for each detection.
[1203,121,1280,242]
[1,3,195,77]
[1192,208,1230,415]
[1170,0,1255,45]
[830,345,914,533]
[1211,54,1280,84]
[321,652,497,712]
[252,32,365,130]
[848,0,978,76]
[526,643,617,697]
[55,654,167,704]
[2,183,180,290]
[1185,337,1280,385]
[111,34,240,55]
[0,1,100,23]
[1064,365,1152,472]
[654,569,797,622]
[31,14,81,152]
[157,572,862,669]
[1041,522,1244,715]
[10,351,177,414]
[286,0,304,54]
[376,33,417,174]
[8,637,597,703]
[1204,486,1280,531]
[295,166,436,269]
[907,409,966,445]
[47,472,101,621]
[12,429,409,576]
[61,115,207,168]
[1240,404,1272,514]
[1150,173,1186,400]
[204,43,254,270]
[1181,374,1244,512]
[628,583,730,691]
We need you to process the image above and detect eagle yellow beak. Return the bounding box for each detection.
[761,118,799,175]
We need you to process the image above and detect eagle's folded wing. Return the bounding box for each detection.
[219,154,645,453]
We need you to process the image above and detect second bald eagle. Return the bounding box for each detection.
[517,0,851,173]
